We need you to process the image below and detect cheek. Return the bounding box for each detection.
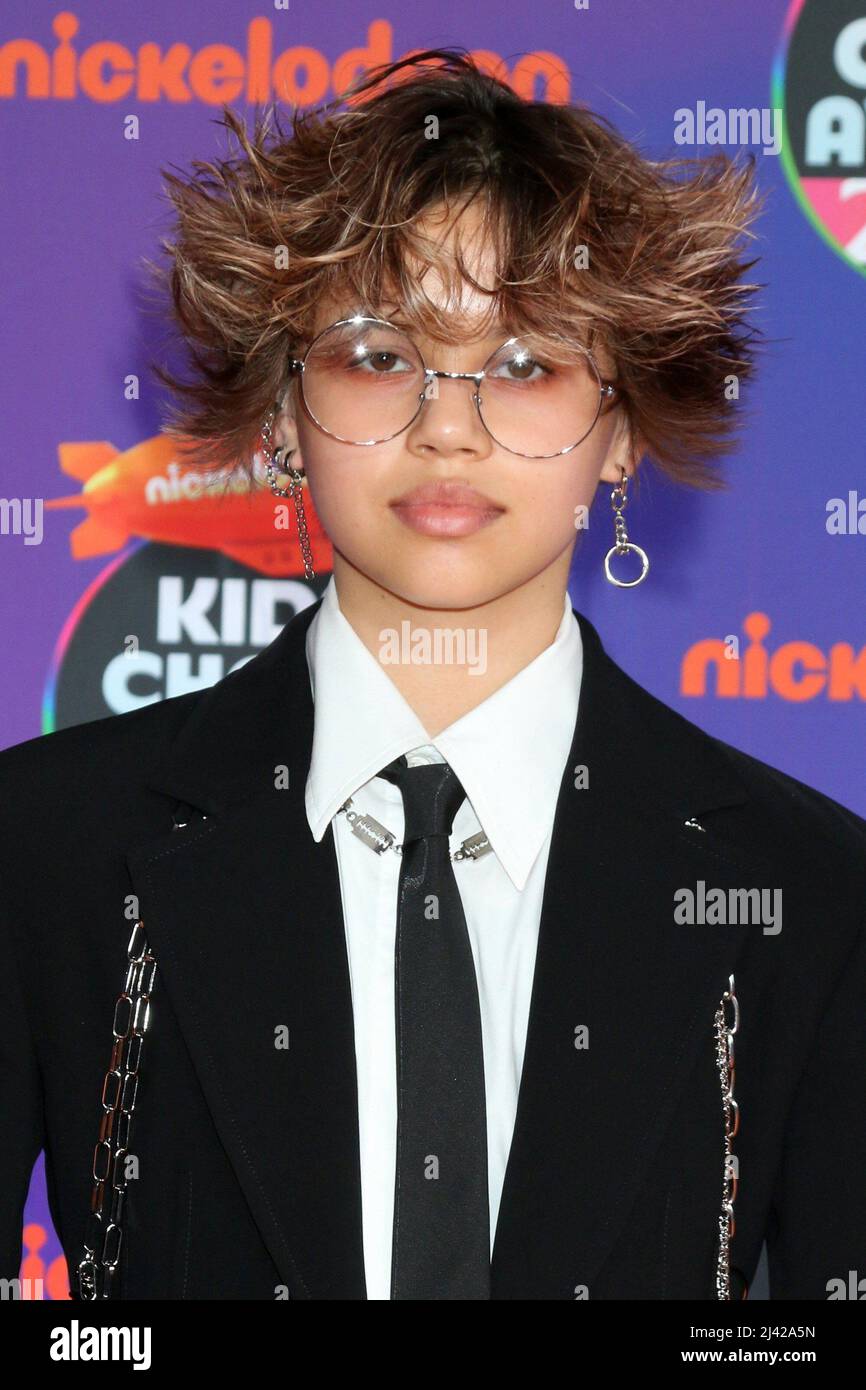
[298,435,394,540]
[305,468,362,545]
[514,446,609,540]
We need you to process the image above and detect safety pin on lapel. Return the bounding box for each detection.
[714,973,745,1299]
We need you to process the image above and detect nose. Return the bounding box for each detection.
[405,371,494,460]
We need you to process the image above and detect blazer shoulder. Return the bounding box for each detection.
[712,730,866,849]
[616,662,866,868]
[0,691,201,806]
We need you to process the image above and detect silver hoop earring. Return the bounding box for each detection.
[603,468,649,588]
[266,445,306,496]
[260,408,316,580]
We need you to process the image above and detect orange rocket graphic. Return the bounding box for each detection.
[46,434,333,577]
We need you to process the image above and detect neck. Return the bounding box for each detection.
[330,553,572,737]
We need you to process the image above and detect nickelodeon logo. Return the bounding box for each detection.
[681,613,866,702]
[0,12,570,106]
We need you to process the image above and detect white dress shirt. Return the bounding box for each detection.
[304,576,583,1299]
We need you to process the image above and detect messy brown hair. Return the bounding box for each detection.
[151,47,765,489]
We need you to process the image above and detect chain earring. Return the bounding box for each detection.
[603,468,649,588]
[260,408,315,580]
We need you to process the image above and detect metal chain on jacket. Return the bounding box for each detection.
[714,973,742,1300]
[72,919,157,1300]
[70,914,744,1299]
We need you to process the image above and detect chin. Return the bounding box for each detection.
[368,565,517,614]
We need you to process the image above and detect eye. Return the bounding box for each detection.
[488,349,554,384]
[356,348,414,375]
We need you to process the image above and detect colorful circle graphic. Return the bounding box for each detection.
[774,0,866,277]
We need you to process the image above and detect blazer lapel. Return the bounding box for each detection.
[123,593,768,1301]
[126,597,367,1300]
[491,611,767,1298]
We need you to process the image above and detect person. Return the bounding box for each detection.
[2,49,865,1302]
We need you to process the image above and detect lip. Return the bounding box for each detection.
[389,481,505,538]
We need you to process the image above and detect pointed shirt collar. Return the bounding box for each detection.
[304,577,583,891]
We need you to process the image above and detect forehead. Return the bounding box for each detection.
[310,199,504,339]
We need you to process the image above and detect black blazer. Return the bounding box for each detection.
[2,599,865,1300]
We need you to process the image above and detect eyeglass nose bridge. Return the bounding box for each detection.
[421,366,486,407]
[421,365,616,395]
[425,367,485,383]
[417,366,616,409]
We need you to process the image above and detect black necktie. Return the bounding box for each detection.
[378,755,491,1300]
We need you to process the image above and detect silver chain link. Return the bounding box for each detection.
[610,473,631,553]
[74,920,157,1300]
[71,903,743,1298]
[714,973,741,1300]
[603,470,649,587]
[260,409,316,580]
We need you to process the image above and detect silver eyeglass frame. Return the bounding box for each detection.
[286,313,619,460]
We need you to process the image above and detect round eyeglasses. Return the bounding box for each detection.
[286,315,618,460]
